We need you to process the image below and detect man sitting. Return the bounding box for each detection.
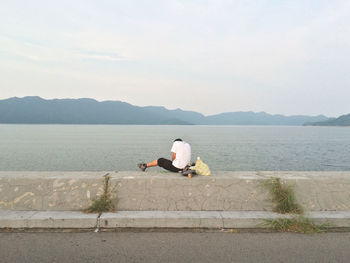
[138,138,191,172]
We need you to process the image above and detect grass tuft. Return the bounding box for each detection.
[84,174,115,214]
[84,193,115,214]
[263,217,328,234]
[264,177,303,214]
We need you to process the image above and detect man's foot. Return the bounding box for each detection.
[138,163,147,171]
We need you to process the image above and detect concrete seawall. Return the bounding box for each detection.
[0,172,106,211]
[1,171,350,230]
[1,171,349,212]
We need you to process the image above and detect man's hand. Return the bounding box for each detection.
[172,152,176,161]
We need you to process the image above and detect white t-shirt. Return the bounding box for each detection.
[170,141,191,169]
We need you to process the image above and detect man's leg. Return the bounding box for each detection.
[157,158,182,172]
[146,160,158,167]
[138,158,181,173]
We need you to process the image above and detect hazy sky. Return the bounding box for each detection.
[1,0,349,117]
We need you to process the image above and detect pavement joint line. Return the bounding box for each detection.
[92,172,111,232]
[94,214,101,232]
[218,212,224,229]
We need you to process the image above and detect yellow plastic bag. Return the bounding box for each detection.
[194,157,211,176]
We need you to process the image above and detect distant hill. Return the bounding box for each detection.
[204,111,329,126]
[143,106,206,124]
[0,96,330,125]
[0,97,191,125]
[304,113,350,126]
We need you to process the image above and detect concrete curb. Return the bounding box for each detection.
[0,211,99,229]
[99,211,285,229]
[1,211,350,230]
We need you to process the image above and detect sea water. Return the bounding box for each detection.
[0,124,349,171]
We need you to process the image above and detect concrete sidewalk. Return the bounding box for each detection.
[1,210,350,230]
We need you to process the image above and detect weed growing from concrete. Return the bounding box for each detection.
[85,174,115,214]
[263,177,331,233]
[264,177,303,214]
[263,217,328,234]
[84,193,114,214]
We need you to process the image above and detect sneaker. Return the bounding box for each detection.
[138,163,147,171]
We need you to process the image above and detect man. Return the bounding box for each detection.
[138,138,191,172]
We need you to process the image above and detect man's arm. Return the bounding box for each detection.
[172,152,176,161]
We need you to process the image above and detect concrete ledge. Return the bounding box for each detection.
[99,211,291,229]
[307,211,350,228]
[110,171,350,211]
[1,171,350,212]
[2,211,349,230]
[0,172,107,211]
[110,172,272,211]
[0,211,99,228]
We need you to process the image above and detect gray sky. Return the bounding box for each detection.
[1,0,349,117]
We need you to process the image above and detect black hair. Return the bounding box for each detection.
[174,138,183,142]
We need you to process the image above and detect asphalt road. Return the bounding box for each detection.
[1,231,350,263]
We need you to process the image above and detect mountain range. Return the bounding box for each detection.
[304,113,350,126]
[0,96,332,125]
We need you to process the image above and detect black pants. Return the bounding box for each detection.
[157,158,182,173]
